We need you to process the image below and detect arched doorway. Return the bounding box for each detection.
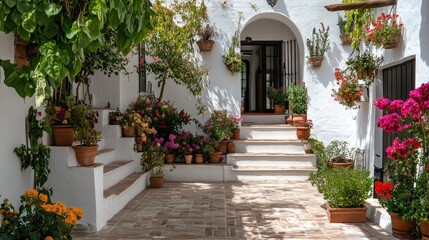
[240,13,304,113]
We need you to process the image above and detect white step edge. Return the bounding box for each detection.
[94,148,116,165]
[234,140,305,154]
[103,160,135,190]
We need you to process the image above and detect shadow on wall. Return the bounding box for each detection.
[420,0,429,65]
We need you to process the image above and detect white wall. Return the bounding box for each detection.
[0,32,35,206]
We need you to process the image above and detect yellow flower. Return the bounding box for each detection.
[24,189,38,197]
[39,193,48,203]
[64,211,78,225]
[45,236,54,240]
[69,206,84,218]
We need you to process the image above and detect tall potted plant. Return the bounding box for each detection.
[267,86,287,114]
[306,22,330,68]
[140,143,166,188]
[287,84,308,126]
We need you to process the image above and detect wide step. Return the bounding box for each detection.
[103,160,134,190]
[234,140,305,154]
[240,124,297,140]
[227,153,316,167]
[229,165,317,181]
[104,172,144,198]
[242,114,287,124]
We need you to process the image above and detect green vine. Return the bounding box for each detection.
[0,0,155,105]
[343,0,374,50]
[224,14,243,75]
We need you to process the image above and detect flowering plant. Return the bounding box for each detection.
[331,68,362,109]
[140,142,166,177]
[193,134,209,154]
[375,181,395,211]
[176,132,200,156]
[108,108,123,124]
[365,13,403,49]
[230,116,243,129]
[288,84,307,114]
[374,83,429,220]
[0,189,83,239]
[203,110,235,141]
[163,134,180,154]
[345,51,383,86]
[44,96,74,126]
[267,87,287,105]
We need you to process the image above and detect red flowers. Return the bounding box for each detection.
[375,181,394,200]
[331,68,362,109]
[365,13,403,48]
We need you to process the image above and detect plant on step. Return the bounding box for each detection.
[0,0,155,106]
[331,68,362,109]
[203,110,235,141]
[306,22,330,57]
[143,0,209,114]
[325,140,355,165]
[72,101,100,146]
[319,168,372,208]
[267,86,287,106]
[230,115,243,129]
[43,96,76,127]
[308,137,329,193]
[140,143,166,177]
[14,106,51,190]
[288,84,307,114]
[342,0,374,51]
[108,108,124,124]
[0,189,83,239]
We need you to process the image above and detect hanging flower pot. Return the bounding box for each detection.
[307,56,324,68]
[197,39,215,52]
[340,33,352,45]
[383,31,402,49]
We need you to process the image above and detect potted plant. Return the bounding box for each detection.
[306,22,330,68]
[44,96,76,146]
[338,15,351,45]
[224,19,243,75]
[287,84,308,126]
[72,102,101,166]
[230,115,243,140]
[325,140,355,168]
[176,131,195,164]
[345,51,383,86]
[365,13,404,49]
[296,119,313,140]
[203,110,235,154]
[267,86,287,114]
[108,108,123,125]
[119,109,141,137]
[164,134,180,163]
[197,24,218,52]
[140,143,166,188]
[331,68,363,109]
[193,134,207,164]
[318,167,372,223]
[203,141,222,164]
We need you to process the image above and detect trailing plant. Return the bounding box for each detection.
[224,15,243,75]
[345,51,383,86]
[288,84,307,114]
[14,106,51,189]
[342,0,374,50]
[198,24,218,41]
[144,0,208,114]
[331,68,362,109]
[0,0,155,106]
[140,143,166,177]
[306,22,330,57]
[0,189,83,239]
[365,13,403,49]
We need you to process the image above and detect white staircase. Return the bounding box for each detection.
[47,108,149,232]
[226,114,317,181]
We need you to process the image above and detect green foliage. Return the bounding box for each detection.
[306,22,330,57]
[144,0,208,113]
[73,102,100,146]
[288,84,307,114]
[267,86,287,105]
[345,50,383,86]
[0,0,155,105]
[342,0,374,50]
[319,168,372,208]
[140,143,166,177]
[0,189,83,239]
[224,17,243,75]
[325,140,354,163]
[203,110,235,142]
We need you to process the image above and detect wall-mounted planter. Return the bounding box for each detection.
[197,39,215,52]
[383,31,401,49]
[340,33,352,45]
[308,56,324,68]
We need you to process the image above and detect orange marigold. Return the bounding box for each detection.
[69,206,84,219]
[38,193,48,203]
[64,211,78,225]
[24,189,38,197]
[45,236,54,240]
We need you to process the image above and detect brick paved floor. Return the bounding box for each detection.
[73,181,394,240]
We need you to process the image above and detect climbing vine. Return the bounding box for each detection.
[342,0,374,50]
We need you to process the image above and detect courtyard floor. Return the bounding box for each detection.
[73,181,394,240]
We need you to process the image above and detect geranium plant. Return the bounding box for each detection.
[331,68,362,109]
[365,13,404,49]
[345,51,383,86]
[288,84,308,114]
[0,189,83,239]
[203,110,235,141]
[164,134,180,154]
[267,87,287,106]
[230,116,243,129]
[374,83,429,221]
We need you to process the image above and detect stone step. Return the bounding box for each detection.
[227,165,317,181]
[240,124,297,140]
[95,148,116,165]
[234,140,305,154]
[242,114,287,124]
[103,160,134,190]
[103,172,146,198]
[227,153,316,167]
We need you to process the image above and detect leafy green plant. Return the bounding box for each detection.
[325,140,355,164]
[140,143,166,177]
[144,0,208,114]
[319,168,372,208]
[345,51,383,86]
[203,110,235,141]
[72,101,100,146]
[0,0,155,106]
[306,22,330,57]
[224,16,243,75]
[0,189,83,239]
[342,0,374,50]
[288,84,307,114]
[267,86,287,105]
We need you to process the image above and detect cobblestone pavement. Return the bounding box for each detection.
[73,181,394,240]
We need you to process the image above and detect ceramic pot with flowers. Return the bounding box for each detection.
[184,155,193,164]
[195,154,204,164]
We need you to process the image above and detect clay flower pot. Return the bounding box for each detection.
[194,154,204,164]
[184,155,193,164]
[150,177,164,188]
[233,128,240,140]
[390,212,418,239]
[165,154,175,164]
[210,152,222,163]
[273,105,285,114]
[296,127,310,140]
[72,145,98,166]
[121,126,136,137]
[197,39,215,52]
[52,125,74,146]
[308,55,324,68]
[327,205,367,223]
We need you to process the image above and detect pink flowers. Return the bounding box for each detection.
[386,138,420,160]
[165,134,179,151]
[376,113,404,133]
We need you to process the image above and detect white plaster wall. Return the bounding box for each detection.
[90,71,120,109]
[119,53,140,112]
[0,32,36,206]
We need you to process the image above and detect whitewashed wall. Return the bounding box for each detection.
[0,32,35,206]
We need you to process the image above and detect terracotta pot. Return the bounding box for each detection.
[165,154,175,164]
[296,127,310,140]
[390,212,418,239]
[197,39,215,52]
[184,155,193,164]
[286,115,293,124]
[72,145,98,166]
[233,128,240,140]
[273,104,285,114]
[328,161,354,169]
[383,31,401,49]
[121,126,136,137]
[420,221,429,239]
[327,205,367,223]
[195,154,204,164]
[135,137,144,152]
[291,114,307,126]
[218,141,228,154]
[210,152,222,163]
[308,55,324,68]
[52,125,74,146]
[340,33,352,45]
[150,177,164,188]
[228,141,236,153]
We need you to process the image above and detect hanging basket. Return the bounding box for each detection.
[308,56,324,68]
[383,31,401,49]
[197,39,215,52]
[340,33,352,46]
